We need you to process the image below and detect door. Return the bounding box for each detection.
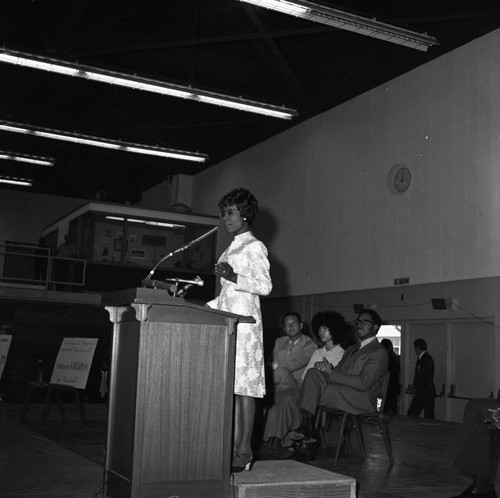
[447,320,496,422]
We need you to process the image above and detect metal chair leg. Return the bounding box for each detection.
[351,416,366,460]
[334,412,349,465]
[378,418,394,464]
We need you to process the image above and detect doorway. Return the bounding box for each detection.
[400,320,496,422]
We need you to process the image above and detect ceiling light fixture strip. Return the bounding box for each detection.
[0,121,208,163]
[0,176,33,186]
[238,0,438,51]
[0,151,54,166]
[0,49,297,120]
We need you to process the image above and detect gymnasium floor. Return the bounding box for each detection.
[1,402,499,498]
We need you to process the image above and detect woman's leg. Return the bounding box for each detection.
[234,395,242,454]
[234,394,255,455]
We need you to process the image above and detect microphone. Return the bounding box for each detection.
[176,276,203,297]
[165,277,204,287]
[144,226,219,281]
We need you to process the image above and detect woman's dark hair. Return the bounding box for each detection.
[218,187,259,225]
[311,311,347,346]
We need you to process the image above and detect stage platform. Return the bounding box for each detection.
[232,460,355,498]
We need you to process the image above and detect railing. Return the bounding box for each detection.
[0,242,86,290]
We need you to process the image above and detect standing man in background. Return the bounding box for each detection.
[55,234,76,290]
[407,338,437,419]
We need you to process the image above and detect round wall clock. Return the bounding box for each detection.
[387,165,412,194]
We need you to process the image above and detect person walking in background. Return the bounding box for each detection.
[407,338,437,419]
[206,187,272,473]
[381,338,401,415]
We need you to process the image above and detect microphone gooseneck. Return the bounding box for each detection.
[144,225,219,281]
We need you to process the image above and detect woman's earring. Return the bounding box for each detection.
[243,218,247,221]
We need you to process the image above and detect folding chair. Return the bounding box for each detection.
[316,371,393,465]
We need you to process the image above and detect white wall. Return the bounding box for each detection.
[192,29,500,297]
[137,175,193,211]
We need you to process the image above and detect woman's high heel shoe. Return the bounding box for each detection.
[231,453,243,473]
[232,452,254,473]
[232,453,254,473]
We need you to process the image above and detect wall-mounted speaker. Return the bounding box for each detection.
[353,303,365,314]
[431,298,452,310]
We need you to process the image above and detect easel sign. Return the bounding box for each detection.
[0,335,12,380]
[50,338,98,389]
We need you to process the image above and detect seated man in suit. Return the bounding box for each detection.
[287,309,388,443]
[271,312,318,393]
[450,398,498,498]
[262,312,316,447]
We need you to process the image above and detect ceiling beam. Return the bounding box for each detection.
[241,4,317,113]
[69,26,336,58]
[64,2,157,48]
[45,0,90,54]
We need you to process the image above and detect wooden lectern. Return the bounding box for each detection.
[102,288,253,498]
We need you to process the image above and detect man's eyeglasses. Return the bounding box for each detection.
[354,318,375,327]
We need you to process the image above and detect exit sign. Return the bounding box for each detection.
[394,277,410,285]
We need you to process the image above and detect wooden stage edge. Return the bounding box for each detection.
[232,460,356,498]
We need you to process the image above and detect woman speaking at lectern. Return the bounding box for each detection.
[206,187,272,473]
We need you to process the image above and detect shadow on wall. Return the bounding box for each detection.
[253,207,289,299]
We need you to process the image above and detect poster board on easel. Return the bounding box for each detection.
[50,337,98,389]
[0,335,12,380]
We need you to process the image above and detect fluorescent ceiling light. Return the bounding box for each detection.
[0,150,54,166]
[0,48,298,120]
[106,216,185,228]
[238,0,438,51]
[0,120,208,163]
[0,176,33,187]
